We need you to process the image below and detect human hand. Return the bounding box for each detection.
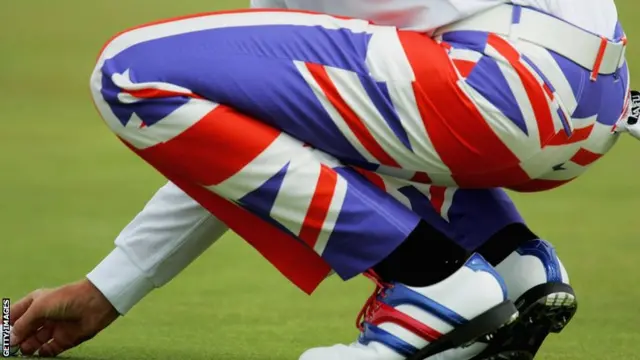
[10,279,119,357]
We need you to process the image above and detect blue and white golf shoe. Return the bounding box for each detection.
[470,239,577,360]
[299,254,518,360]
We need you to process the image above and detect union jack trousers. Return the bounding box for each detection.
[91,9,629,293]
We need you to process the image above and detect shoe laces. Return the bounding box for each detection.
[356,270,394,331]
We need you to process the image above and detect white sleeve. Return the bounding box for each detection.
[86,182,228,314]
[250,0,287,9]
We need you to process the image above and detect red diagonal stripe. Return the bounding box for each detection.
[123,106,332,294]
[399,32,530,188]
[299,164,339,248]
[570,148,603,166]
[305,63,401,168]
[122,87,203,129]
[487,34,556,147]
[410,171,432,184]
[370,303,442,343]
[128,106,280,186]
[168,177,331,295]
[124,88,203,100]
[546,124,594,146]
[428,186,446,216]
[452,59,476,78]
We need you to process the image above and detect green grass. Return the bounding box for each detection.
[2,1,640,359]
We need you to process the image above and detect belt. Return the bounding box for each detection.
[434,4,627,80]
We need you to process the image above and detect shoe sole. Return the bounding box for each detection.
[406,300,519,360]
[513,282,577,355]
[471,282,577,360]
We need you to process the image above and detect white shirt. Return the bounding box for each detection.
[87,0,621,314]
[250,0,619,37]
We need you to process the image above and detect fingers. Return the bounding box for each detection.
[38,340,65,358]
[10,290,48,345]
[38,326,92,358]
[11,281,114,356]
[19,322,54,356]
[9,289,41,325]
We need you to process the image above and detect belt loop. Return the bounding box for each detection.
[509,5,523,42]
[618,36,628,69]
[590,36,608,82]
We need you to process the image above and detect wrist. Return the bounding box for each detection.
[86,247,156,315]
[75,279,120,318]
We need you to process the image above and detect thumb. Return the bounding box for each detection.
[9,291,37,325]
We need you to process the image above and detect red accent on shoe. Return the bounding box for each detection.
[356,271,443,343]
